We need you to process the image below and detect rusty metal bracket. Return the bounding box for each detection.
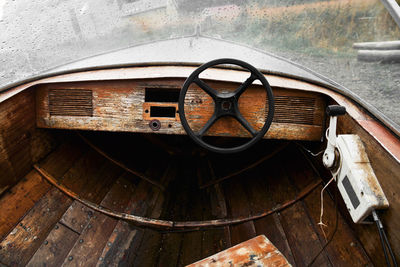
[34,164,321,230]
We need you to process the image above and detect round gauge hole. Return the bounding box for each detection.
[149,119,161,131]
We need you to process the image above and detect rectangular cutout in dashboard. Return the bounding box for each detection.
[150,106,176,118]
[145,88,180,103]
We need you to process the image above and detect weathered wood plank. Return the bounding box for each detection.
[197,157,231,261]
[85,173,136,267]
[201,227,230,260]
[224,178,257,246]
[243,166,296,265]
[36,80,324,141]
[26,223,79,267]
[95,174,145,267]
[269,155,331,267]
[0,141,85,240]
[156,160,195,267]
[59,149,121,204]
[338,114,400,265]
[0,89,35,190]
[200,188,230,260]
[0,89,59,194]
[0,147,118,266]
[0,172,49,240]
[0,189,73,266]
[61,174,133,267]
[179,178,212,266]
[132,229,163,267]
[188,235,290,267]
[60,201,95,234]
[96,162,174,266]
[286,147,372,266]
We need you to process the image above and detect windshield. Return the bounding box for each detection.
[1,0,399,126]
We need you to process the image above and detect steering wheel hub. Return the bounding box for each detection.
[221,100,232,111]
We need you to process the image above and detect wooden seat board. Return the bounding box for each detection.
[188,235,291,267]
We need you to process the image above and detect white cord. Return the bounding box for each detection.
[299,145,324,157]
[318,127,342,239]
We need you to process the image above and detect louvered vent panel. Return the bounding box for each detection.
[49,89,93,117]
[266,95,316,125]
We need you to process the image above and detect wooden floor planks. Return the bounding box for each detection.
[0,141,86,240]
[60,174,133,267]
[243,167,296,264]
[26,223,79,267]
[0,138,375,267]
[96,160,174,266]
[0,188,73,266]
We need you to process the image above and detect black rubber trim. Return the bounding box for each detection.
[326,105,346,116]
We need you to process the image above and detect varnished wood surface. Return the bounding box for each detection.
[0,134,372,266]
[36,79,326,141]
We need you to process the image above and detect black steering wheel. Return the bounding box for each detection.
[179,58,274,154]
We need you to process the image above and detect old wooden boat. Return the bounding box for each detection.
[1,1,400,266]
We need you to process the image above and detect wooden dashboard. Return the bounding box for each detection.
[36,78,326,141]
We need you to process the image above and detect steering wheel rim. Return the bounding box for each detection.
[179,58,274,154]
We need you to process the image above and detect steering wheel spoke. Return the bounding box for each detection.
[194,77,218,99]
[234,74,257,97]
[235,112,258,137]
[197,113,218,138]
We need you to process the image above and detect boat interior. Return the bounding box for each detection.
[0,65,399,266]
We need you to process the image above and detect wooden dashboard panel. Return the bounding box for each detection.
[36,78,326,141]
